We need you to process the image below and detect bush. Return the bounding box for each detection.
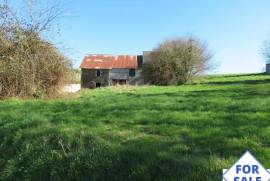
[0,2,71,99]
[0,30,71,98]
[142,37,212,85]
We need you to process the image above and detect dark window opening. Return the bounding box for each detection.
[129,69,136,77]
[96,70,101,77]
[96,82,101,88]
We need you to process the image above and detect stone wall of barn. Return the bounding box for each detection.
[81,69,109,88]
[143,51,152,64]
[128,69,144,85]
[267,63,270,74]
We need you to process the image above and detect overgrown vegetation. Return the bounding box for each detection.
[1,74,270,180]
[142,37,212,85]
[70,69,81,84]
[0,1,71,99]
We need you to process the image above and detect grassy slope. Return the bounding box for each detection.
[1,74,270,180]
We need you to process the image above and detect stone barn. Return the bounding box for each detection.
[80,54,146,88]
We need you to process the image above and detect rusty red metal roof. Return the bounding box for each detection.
[80,54,138,69]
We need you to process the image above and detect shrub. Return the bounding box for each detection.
[0,1,71,99]
[142,37,212,85]
[0,30,71,98]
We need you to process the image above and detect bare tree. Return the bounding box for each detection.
[142,37,212,85]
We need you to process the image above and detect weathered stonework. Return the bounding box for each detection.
[81,69,109,88]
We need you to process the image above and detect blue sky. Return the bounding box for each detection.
[17,0,270,73]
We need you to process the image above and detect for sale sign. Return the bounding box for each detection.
[223,151,270,181]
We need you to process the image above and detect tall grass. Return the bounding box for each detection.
[0,73,270,180]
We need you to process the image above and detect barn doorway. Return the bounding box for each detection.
[112,79,127,85]
[96,82,101,88]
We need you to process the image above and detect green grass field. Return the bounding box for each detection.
[1,73,270,180]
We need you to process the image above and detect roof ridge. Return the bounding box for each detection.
[85,54,137,57]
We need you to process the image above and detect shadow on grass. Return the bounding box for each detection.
[200,78,270,85]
